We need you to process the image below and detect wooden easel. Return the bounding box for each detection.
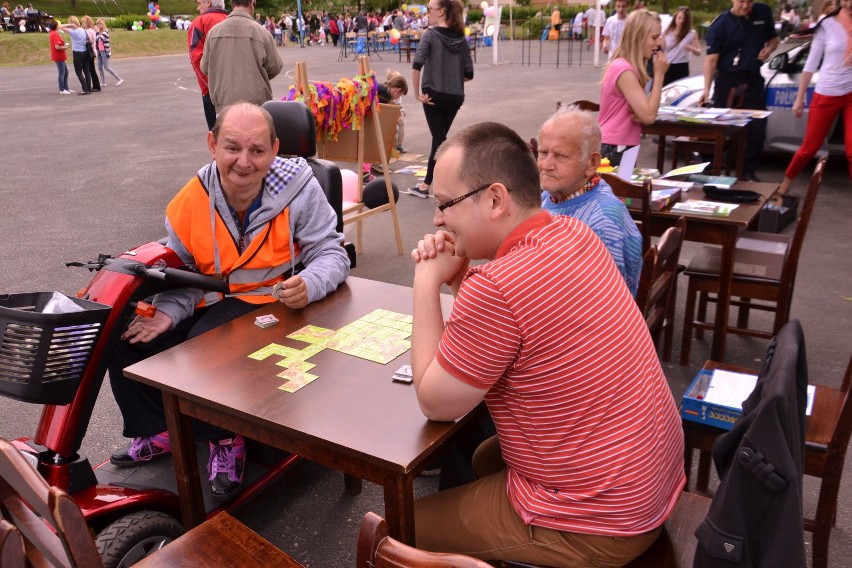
[293,57,404,256]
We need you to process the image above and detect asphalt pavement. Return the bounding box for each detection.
[0,38,850,566]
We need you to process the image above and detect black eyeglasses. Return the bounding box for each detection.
[435,183,493,212]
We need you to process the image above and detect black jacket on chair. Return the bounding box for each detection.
[693,320,808,568]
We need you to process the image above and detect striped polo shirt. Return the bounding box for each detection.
[436,211,685,535]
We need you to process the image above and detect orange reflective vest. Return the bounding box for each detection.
[166,177,299,305]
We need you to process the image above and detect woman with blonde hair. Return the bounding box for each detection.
[81,15,101,91]
[59,15,93,94]
[598,9,668,166]
[95,18,123,86]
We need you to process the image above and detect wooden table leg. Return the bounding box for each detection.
[656,134,666,173]
[383,474,416,545]
[163,392,206,529]
[734,129,746,179]
[712,134,725,175]
[696,450,713,493]
[710,230,736,361]
[683,425,694,489]
[344,473,363,495]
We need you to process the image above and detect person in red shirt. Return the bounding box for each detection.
[409,121,684,566]
[188,0,228,130]
[47,20,72,94]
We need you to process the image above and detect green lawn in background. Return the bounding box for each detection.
[0,28,189,67]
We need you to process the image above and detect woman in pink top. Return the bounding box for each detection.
[598,10,668,166]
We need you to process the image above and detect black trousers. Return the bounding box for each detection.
[713,71,767,174]
[422,100,461,186]
[202,93,217,131]
[664,62,690,86]
[108,298,260,440]
[86,50,100,90]
[72,50,91,93]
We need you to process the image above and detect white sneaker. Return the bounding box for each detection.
[60,90,71,95]
[67,89,75,93]
[115,79,124,86]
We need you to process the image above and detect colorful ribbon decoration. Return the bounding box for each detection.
[284,73,379,142]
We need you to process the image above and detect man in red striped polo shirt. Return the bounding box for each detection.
[410,121,685,567]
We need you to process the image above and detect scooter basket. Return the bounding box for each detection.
[0,292,110,405]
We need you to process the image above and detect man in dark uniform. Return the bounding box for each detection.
[700,0,779,181]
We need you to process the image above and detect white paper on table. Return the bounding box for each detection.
[698,107,731,118]
[659,162,711,179]
[705,371,815,415]
[705,370,758,409]
[616,145,640,180]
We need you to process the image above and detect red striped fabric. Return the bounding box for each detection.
[436,212,685,535]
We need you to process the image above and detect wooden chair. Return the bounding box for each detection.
[468,31,479,63]
[357,512,491,567]
[635,217,686,359]
[679,157,826,365]
[0,437,303,567]
[398,31,420,62]
[0,520,24,567]
[501,491,712,568]
[600,173,652,254]
[806,355,852,568]
[684,356,852,568]
[568,99,600,112]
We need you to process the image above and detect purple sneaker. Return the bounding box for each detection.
[207,435,246,502]
[110,432,171,467]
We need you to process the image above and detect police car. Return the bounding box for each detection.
[659,31,845,156]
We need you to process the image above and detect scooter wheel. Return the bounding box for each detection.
[95,510,184,568]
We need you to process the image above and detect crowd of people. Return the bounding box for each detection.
[246,7,434,48]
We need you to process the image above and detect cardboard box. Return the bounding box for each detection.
[680,370,745,431]
[758,194,799,233]
[734,231,789,280]
[316,103,400,163]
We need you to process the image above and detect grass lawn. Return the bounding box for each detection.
[0,28,189,67]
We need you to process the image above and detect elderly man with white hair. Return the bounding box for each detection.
[536,104,643,296]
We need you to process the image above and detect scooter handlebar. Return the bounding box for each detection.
[157,267,230,293]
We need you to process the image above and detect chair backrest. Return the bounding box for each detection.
[0,438,103,567]
[635,217,686,341]
[778,157,825,294]
[600,173,652,254]
[635,245,656,319]
[0,520,25,568]
[828,355,852,462]
[568,99,600,112]
[261,100,344,234]
[356,512,491,568]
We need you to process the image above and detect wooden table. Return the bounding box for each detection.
[643,118,747,178]
[630,181,778,362]
[124,277,474,545]
[682,360,843,492]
